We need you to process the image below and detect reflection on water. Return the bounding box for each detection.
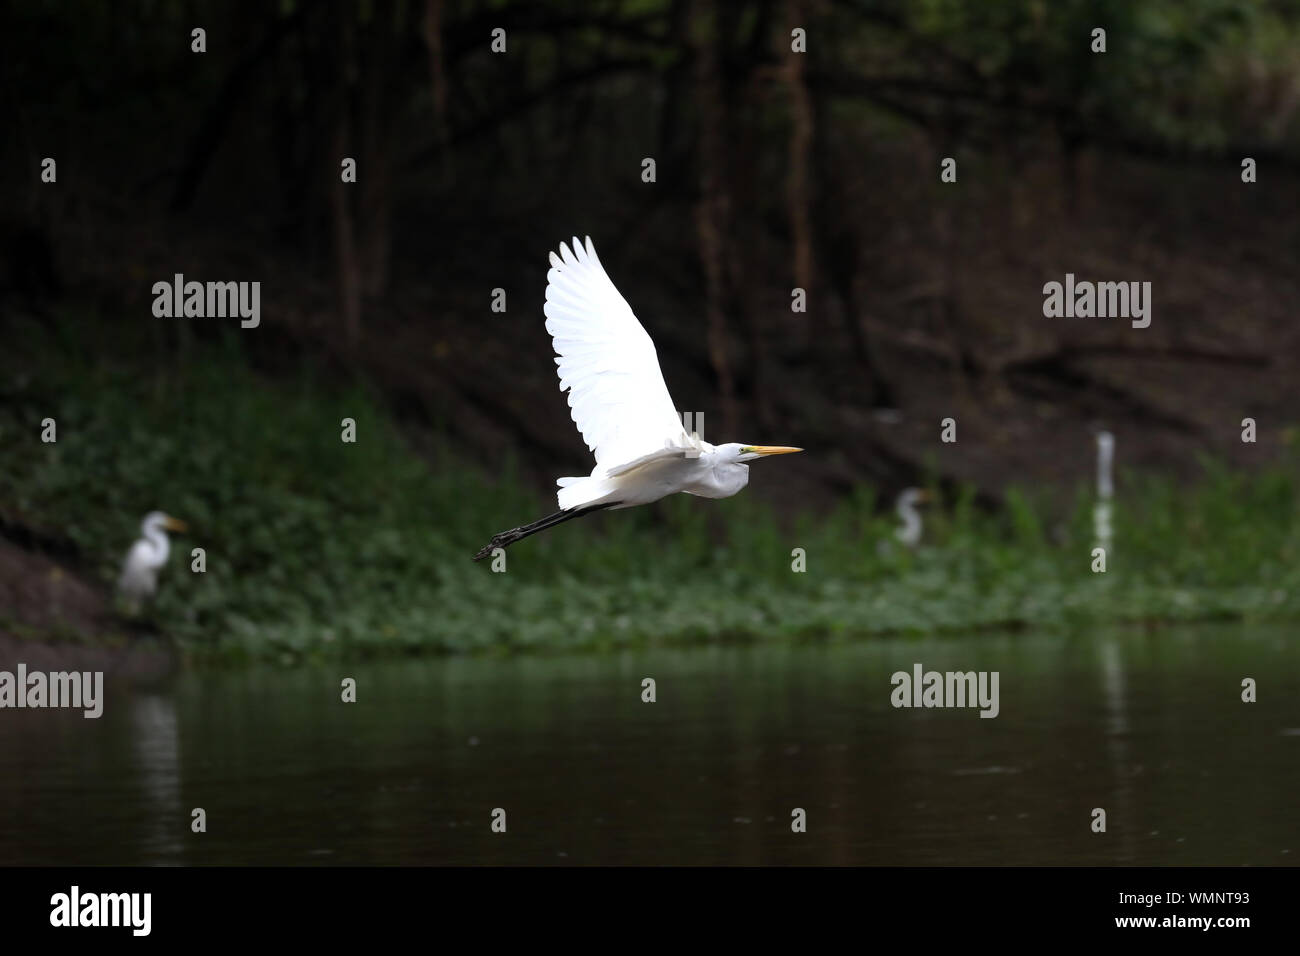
[0,625,1296,865]
[1099,640,1134,861]
[130,695,183,860]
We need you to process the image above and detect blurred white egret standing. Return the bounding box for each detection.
[473,237,801,560]
[117,511,187,612]
[894,488,930,548]
[1094,432,1114,553]
[877,487,929,555]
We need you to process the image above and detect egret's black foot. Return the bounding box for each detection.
[472,504,618,561]
[472,535,511,562]
[473,524,532,560]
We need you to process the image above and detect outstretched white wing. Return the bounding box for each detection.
[544,236,691,473]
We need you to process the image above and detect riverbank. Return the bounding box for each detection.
[3,327,1298,663]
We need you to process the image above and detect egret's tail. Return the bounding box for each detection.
[556,475,618,511]
[472,501,620,561]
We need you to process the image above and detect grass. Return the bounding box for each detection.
[3,311,1300,662]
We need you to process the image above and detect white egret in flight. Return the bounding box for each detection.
[473,237,801,560]
[117,511,187,612]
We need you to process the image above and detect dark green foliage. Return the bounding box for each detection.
[3,326,1299,662]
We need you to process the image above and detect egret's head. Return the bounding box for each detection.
[898,488,931,509]
[143,511,188,534]
[721,443,804,463]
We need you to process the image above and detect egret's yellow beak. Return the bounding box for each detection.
[163,517,189,533]
[744,446,803,456]
[914,490,931,503]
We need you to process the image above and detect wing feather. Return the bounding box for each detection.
[543,236,690,473]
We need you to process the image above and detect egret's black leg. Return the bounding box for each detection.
[472,502,620,561]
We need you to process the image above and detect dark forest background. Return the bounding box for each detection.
[5,0,1299,490]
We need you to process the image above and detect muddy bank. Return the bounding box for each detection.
[0,539,178,681]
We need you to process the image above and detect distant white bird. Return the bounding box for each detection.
[893,487,930,548]
[1094,431,1114,552]
[1096,431,1114,499]
[117,511,187,611]
[474,237,801,560]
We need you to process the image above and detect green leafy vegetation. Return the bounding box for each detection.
[3,318,1300,663]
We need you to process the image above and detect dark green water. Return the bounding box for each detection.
[1,626,1296,865]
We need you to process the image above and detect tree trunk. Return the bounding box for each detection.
[690,0,737,438]
[331,17,362,346]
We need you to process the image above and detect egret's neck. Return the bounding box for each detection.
[143,523,171,565]
[693,446,750,499]
[896,500,922,545]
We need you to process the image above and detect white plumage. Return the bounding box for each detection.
[877,487,929,556]
[545,237,692,500]
[894,488,928,548]
[117,511,187,611]
[473,236,801,559]
[1094,431,1114,552]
